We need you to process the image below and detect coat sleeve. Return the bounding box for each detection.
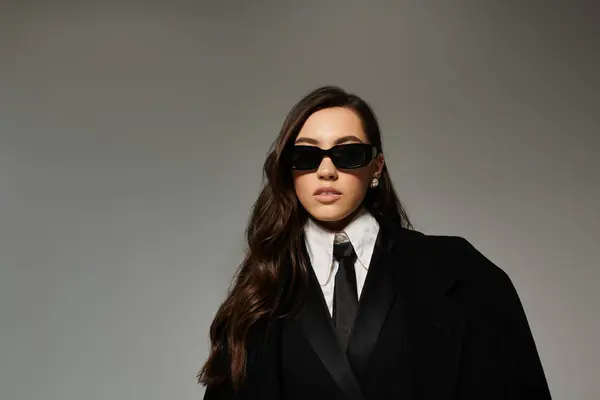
[495,270,552,399]
[463,239,552,399]
[203,319,281,400]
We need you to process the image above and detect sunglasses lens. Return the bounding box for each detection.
[291,146,322,170]
[331,144,369,168]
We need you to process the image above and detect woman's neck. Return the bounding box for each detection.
[312,206,366,233]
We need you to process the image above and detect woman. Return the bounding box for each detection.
[198,86,551,399]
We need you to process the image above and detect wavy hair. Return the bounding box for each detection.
[197,85,411,391]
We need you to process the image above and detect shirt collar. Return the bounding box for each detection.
[303,208,380,283]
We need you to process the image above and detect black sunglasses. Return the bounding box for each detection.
[290,143,378,170]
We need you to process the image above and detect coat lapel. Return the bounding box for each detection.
[345,220,398,380]
[298,253,367,400]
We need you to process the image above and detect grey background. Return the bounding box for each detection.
[1,1,598,399]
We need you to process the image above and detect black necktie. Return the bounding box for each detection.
[332,239,359,351]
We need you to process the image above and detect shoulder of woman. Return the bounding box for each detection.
[417,233,513,286]
[409,233,528,320]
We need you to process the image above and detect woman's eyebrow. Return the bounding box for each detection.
[294,134,363,145]
[294,137,319,145]
[333,135,363,144]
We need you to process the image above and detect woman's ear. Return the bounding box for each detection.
[372,153,385,177]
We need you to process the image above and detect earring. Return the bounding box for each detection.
[370,177,379,188]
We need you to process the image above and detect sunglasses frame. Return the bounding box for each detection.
[290,143,379,171]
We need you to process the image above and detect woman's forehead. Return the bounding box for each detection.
[296,107,367,145]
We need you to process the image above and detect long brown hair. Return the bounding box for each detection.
[197,85,412,391]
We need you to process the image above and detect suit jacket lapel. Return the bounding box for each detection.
[345,220,399,380]
[298,240,367,400]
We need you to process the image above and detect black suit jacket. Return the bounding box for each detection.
[204,220,551,399]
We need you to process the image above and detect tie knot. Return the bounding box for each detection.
[334,232,349,244]
[333,241,356,262]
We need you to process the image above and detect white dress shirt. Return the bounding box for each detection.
[303,208,380,316]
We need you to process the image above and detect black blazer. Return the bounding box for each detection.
[204,220,551,399]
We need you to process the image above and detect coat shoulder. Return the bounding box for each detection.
[400,228,515,298]
[417,230,507,274]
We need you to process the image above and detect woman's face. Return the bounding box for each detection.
[292,107,384,230]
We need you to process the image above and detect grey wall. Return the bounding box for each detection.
[1,1,598,399]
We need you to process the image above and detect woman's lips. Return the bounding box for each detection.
[314,192,342,203]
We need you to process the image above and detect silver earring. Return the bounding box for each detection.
[370,177,379,188]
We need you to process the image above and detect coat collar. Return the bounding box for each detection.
[297,219,466,399]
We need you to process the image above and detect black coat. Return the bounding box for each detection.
[203,220,551,399]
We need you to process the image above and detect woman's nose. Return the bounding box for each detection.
[316,156,337,179]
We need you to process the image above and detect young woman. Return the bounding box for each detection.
[198,86,551,399]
